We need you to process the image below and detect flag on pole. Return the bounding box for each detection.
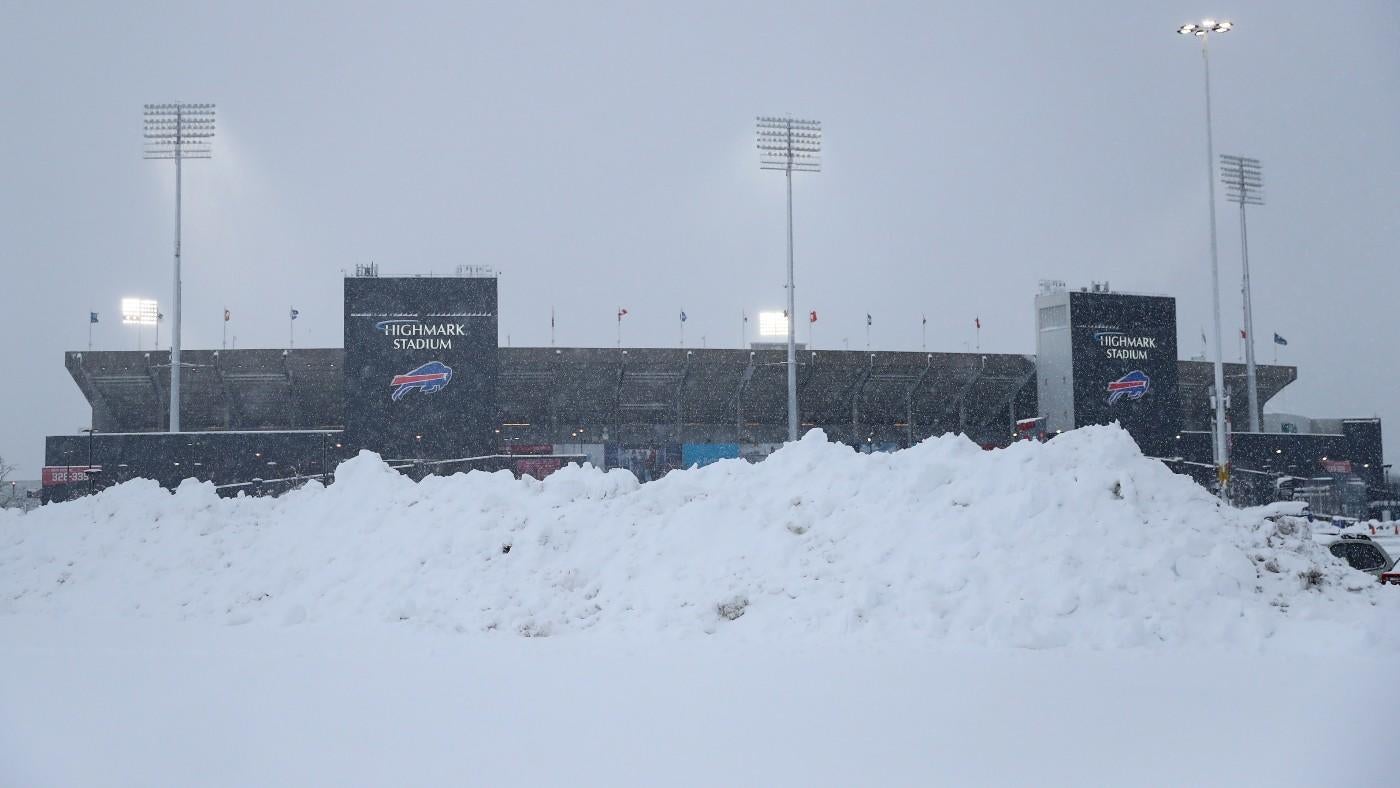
[157,312,164,322]
[1273,333,1287,346]
[679,311,687,323]
[89,312,99,324]
[809,310,817,323]
[617,308,628,320]
[224,309,231,322]
[866,313,872,327]
[922,314,927,326]
[1240,328,1247,339]
[975,316,981,330]
[550,308,555,329]
[290,308,300,320]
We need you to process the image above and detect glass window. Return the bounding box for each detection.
[1340,542,1387,572]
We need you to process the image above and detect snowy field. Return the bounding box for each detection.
[3,426,1398,786]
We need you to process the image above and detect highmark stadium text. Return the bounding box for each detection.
[1094,331,1158,360]
[370,315,495,350]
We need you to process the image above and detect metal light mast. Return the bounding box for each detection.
[144,102,215,433]
[1221,154,1264,433]
[1177,19,1232,500]
[757,116,821,443]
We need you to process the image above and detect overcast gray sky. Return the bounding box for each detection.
[2,1,1398,476]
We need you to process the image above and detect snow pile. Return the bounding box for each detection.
[2,425,1396,652]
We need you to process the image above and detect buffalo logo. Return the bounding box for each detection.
[1106,370,1150,404]
[390,361,454,401]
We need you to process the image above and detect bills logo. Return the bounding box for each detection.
[1106,370,1150,404]
[390,361,453,401]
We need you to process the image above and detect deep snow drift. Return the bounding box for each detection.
[2,425,1395,652]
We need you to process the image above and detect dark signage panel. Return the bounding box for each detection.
[1069,292,1180,456]
[344,277,498,460]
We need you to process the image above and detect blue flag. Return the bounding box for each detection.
[89,312,98,324]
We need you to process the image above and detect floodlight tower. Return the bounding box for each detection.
[757,116,821,443]
[144,102,215,433]
[1176,19,1232,499]
[1220,154,1264,433]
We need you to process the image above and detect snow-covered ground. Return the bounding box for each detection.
[2,425,1397,785]
[3,615,1394,787]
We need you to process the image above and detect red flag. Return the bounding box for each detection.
[809,310,818,323]
[617,308,628,320]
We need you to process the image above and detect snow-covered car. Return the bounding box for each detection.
[1326,535,1397,584]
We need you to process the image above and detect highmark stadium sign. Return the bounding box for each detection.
[1067,291,1180,456]
[344,276,498,459]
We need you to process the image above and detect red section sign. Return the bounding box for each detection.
[42,466,100,486]
[1321,459,1353,474]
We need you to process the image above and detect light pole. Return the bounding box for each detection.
[757,116,822,443]
[1177,19,1233,499]
[144,103,215,433]
[1220,154,1264,432]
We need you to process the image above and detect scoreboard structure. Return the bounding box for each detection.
[1036,286,1181,457]
[344,275,498,460]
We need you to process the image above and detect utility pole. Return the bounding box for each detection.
[144,103,215,433]
[1177,19,1233,500]
[1221,154,1264,432]
[757,116,822,442]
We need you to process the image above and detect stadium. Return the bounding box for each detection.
[43,273,1387,517]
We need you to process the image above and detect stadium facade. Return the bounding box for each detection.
[43,274,1387,517]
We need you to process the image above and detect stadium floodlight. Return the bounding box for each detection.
[145,102,215,433]
[757,115,822,442]
[757,310,789,338]
[1220,154,1264,434]
[120,297,159,326]
[1176,21,1232,500]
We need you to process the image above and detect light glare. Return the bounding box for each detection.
[758,310,789,338]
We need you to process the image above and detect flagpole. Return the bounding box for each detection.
[222,308,227,351]
[921,315,926,351]
[550,306,555,347]
[289,308,294,349]
[88,313,93,352]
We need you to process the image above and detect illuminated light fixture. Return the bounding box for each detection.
[1178,18,1232,37]
[121,298,160,326]
[757,310,789,338]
